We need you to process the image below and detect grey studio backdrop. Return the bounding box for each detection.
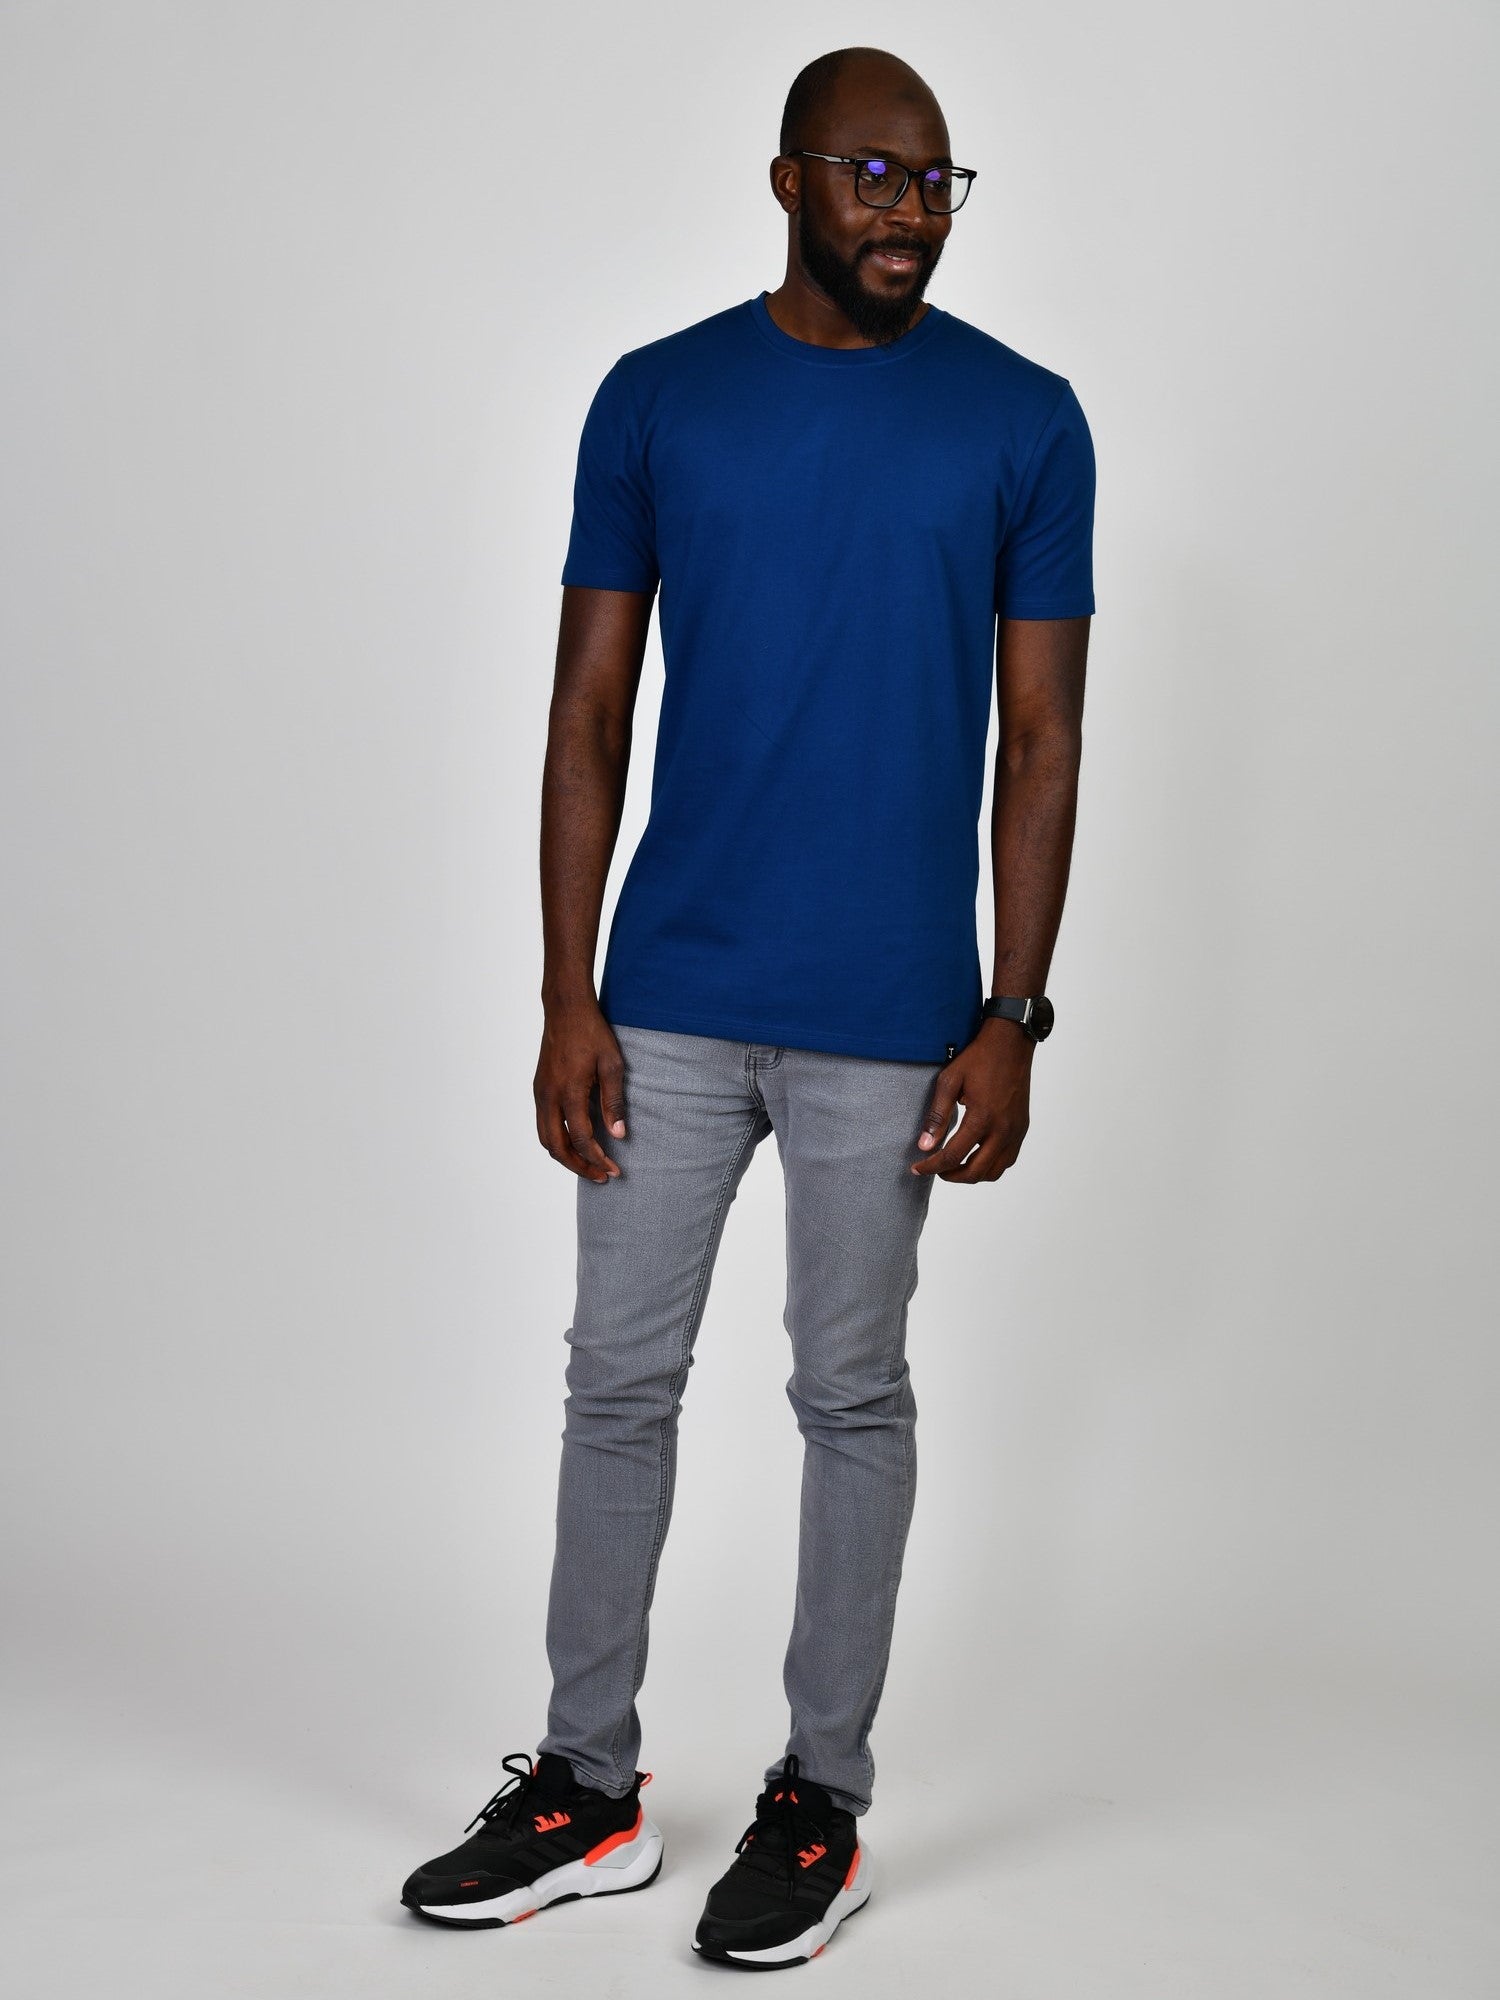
[2,4,1496,1996]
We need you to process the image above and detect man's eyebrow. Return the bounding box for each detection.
[852,145,956,165]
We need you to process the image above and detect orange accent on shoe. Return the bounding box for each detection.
[533,1810,572,1832]
[797,1842,827,1868]
[583,1804,643,1864]
[640,1771,653,1786]
[510,1909,537,1922]
[811,1944,826,1958]
[843,1846,861,1889]
[459,1879,479,1888]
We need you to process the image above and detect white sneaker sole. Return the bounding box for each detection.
[693,1838,873,1966]
[414,1811,663,1926]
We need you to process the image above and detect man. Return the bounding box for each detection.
[401,44,1095,1969]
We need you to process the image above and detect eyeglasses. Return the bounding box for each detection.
[794,150,977,214]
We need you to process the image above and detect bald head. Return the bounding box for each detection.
[779,46,942,158]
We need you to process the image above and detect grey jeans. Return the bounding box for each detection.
[537,1024,948,1816]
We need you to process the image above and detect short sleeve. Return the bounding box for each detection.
[994,381,1096,619]
[559,360,659,592]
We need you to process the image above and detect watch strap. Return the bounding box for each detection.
[981,994,1054,1043]
[982,996,1034,1027]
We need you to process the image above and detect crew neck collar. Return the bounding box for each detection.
[746,289,946,367]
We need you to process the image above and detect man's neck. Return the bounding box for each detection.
[762,276,929,351]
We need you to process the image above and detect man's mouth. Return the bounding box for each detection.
[865,244,925,275]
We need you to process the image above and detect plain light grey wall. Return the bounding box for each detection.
[2,0,1496,1868]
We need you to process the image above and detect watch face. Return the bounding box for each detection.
[1030,996,1055,1041]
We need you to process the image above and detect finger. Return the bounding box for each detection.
[562,1085,620,1181]
[940,1133,1011,1183]
[597,1053,628,1140]
[910,1114,987,1177]
[538,1099,593,1180]
[915,1076,960,1152]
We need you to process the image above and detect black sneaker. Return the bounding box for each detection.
[401,1750,662,1928]
[692,1754,871,1968]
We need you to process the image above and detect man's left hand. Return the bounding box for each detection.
[908,1020,1034,1183]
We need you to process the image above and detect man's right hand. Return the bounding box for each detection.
[533,1000,628,1182]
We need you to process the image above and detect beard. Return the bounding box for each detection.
[796,204,943,345]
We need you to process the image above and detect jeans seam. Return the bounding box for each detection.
[604,1104,765,1783]
[850,1405,913,1803]
[851,1202,926,1800]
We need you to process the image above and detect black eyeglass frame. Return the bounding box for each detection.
[792,149,978,214]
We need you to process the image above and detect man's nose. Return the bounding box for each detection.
[888,173,927,222]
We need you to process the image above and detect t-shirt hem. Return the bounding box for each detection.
[600,999,957,1064]
[1001,597,1096,618]
[560,567,659,591]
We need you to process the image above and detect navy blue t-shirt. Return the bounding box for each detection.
[559,289,1096,1063]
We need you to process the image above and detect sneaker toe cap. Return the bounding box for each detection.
[401,1862,521,1908]
[695,1904,817,1953]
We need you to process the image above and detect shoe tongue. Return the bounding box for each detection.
[531,1752,581,1800]
[763,1773,836,1821]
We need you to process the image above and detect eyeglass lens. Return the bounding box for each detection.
[855,159,969,213]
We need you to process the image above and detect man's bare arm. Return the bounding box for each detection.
[988,614,1089,1003]
[911,614,1090,1181]
[534,584,655,1183]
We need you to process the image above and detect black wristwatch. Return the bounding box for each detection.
[981,994,1055,1044]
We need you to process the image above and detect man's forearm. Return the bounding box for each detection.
[539,706,631,1009]
[988,727,1082,997]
